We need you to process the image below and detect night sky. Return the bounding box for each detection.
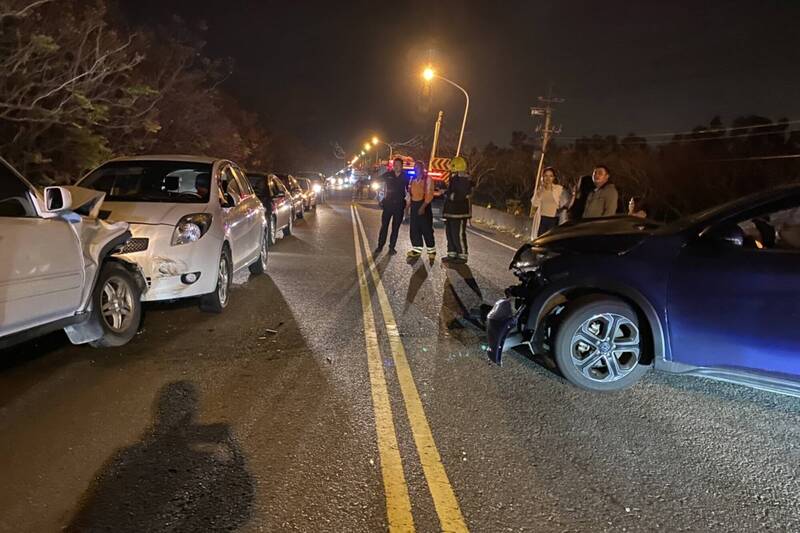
[126,0,800,156]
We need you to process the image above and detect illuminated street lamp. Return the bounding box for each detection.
[364,142,371,151]
[371,136,393,160]
[422,65,469,157]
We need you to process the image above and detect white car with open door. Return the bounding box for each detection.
[78,156,268,313]
[0,157,145,349]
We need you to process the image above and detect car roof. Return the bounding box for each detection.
[106,154,223,165]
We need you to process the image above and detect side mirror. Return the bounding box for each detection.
[702,223,745,247]
[43,186,73,213]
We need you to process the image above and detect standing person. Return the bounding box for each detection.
[531,167,570,236]
[407,160,436,259]
[375,157,408,255]
[583,165,619,218]
[566,175,595,222]
[442,156,473,264]
[628,196,648,218]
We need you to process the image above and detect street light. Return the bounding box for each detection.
[422,65,469,157]
[364,142,371,151]
[371,137,393,161]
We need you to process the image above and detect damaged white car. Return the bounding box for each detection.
[0,158,145,349]
[78,156,268,312]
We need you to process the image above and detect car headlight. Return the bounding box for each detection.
[313,184,322,193]
[510,245,558,271]
[371,182,380,191]
[172,213,213,246]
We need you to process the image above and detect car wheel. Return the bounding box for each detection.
[283,214,293,237]
[249,229,269,275]
[552,296,649,392]
[89,262,142,348]
[269,216,277,245]
[297,205,304,219]
[201,246,232,313]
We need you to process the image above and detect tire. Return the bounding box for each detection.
[297,205,304,219]
[201,246,232,313]
[282,213,293,237]
[249,229,269,275]
[89,262,142,348]
[269,216,277,245]
[552,296,649,392]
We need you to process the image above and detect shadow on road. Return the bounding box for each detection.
[66,381,255,533]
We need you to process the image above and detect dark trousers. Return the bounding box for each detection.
[445,218,468,258]
[537,215,558,237]
[378,204,404,249]
[410,201,435,250]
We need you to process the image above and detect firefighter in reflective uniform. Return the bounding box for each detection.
[442,156,473,264]
[407,160,436,259]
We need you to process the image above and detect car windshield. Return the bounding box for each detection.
[81,161,213,203]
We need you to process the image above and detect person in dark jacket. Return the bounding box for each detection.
[567,174,595,222]
[375,157,409,255]
[442,156,473,264]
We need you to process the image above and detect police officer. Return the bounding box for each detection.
[442,156,472,264]
[375,157,409,255]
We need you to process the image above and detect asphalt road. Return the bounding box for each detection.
[2,191,800,532]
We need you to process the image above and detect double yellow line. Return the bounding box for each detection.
[351,205,468,533]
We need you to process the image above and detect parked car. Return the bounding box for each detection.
[274,173,305,219]
[295,171,326,202]
[0,157,145,349]
[296,177,318,212]
[78,156,268,313]
[486,184,800,397]
[247,172,294,244]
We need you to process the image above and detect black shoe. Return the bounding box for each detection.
[388,248,398,255]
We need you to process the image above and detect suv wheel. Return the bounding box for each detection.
[282,213,293,237]
[201,247,232,313]
[552,296,649,392]
[269,216,277,245]
[249,230,269,275]
[90,262,142,347]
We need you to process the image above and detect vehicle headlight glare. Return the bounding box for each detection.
[371,182,380,191]
[172,213,213,245]
[313,184,322,193]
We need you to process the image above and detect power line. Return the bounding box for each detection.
[559,118,800,141]
[565,127,799,145]
[709,153,800,162]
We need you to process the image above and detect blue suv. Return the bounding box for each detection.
[486,184,800,397]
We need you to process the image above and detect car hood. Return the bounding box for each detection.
[533,216,663,254]
[98,201,208,226]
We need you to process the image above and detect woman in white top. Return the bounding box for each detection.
[532,167,570,237]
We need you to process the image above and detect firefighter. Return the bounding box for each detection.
[375,157,409,255]
[442,156,472,264]
[407,160,436,259]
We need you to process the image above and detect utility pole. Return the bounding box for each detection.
[429,110,444,171]
[529,91,564,239]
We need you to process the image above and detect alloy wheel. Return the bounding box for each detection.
[569,313,641,383]
[217,254,229,306]
[100,276,135,333]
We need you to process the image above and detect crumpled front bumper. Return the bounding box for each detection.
[485,298,524,365]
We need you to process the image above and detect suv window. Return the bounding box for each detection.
[232,166,254,197]
[220,166,242,204]
[0,160,35,217]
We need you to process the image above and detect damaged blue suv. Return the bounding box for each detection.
[487,184,800,397]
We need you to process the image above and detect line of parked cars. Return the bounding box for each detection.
[0,155,323,350]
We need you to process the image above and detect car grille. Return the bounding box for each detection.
[118,238,149,254]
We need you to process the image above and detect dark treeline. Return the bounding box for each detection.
[467,116,800,220]
[0,0,320,185]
